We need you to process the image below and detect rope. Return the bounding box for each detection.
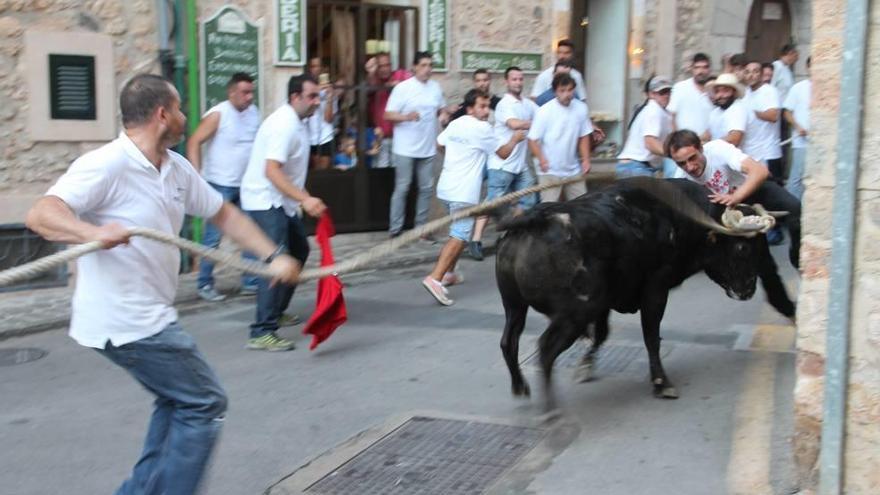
[0,173,601,288]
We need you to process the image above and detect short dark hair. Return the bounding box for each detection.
[761,62,774,71]
[557,39,575,50]
[120,73,176,128]
[463,88,490,109]
[227,72,255,89]
[665,129,702,158]
[473,68,490,78]
[745,59,762,68]
[554,59,574,70]
[413,51,433,66]
[504,66,522,79]
[729,53,747,68]
[781,43,798,55]
[288,73,318,98]
[552,72,576,90]
[692,52,710,65]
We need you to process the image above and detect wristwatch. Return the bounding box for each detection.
[264,245,286,264]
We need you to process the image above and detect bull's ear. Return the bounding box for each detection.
[706,231,718,244]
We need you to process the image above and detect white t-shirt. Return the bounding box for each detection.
[436,115,498,204]
[488,93,538,173]
[783,79,811,149]
[681,139,750,195]
[530,66,587,102]
[528,98,593,177]
[742,84,782,161]
[708,99,748,141]
[240,103,310,216]
[45,133,223,348]
[201,101,260,187]
[307,89,336,146]
[385,77,446,158]
[667,78,714,135]
[617,99,673,168]
[771,59,794,101]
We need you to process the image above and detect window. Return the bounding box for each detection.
[49,54,96,120]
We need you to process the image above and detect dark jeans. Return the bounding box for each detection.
[197,183,259,289]
[246,207,310,338]
[745,181,801,269]
[97,323,228,495]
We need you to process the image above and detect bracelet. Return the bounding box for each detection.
[264,244,286,264]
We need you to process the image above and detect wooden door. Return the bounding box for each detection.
[745,0,793,63]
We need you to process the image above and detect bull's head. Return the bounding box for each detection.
[703,204,783,301]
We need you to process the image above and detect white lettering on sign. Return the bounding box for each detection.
[218,11,246,34]
[426,0,446,67]
[277,0,301,63]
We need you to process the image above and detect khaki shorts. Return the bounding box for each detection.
[537,174,587,202]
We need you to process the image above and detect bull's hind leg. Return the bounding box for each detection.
[500,300,530,397]
[575,308,611,383]
[539,317,582,410]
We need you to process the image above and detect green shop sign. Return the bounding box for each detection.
[460,51,543,74]
[424,0,448,71]
[200,6,262,112]
[275,0,305,66]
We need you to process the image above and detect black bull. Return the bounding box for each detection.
[494,178,796,403]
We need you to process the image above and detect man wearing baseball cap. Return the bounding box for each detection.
[705,73,748,147]
[616,76,674,177]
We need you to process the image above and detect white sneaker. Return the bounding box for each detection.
[441,271,464,286]
[422,276,454,306]
[198,285,226,302]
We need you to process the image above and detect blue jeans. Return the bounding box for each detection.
[486,168,537,210]
[786,147,806,200]
[246,207,310,338]
[661,157,679,178]
[197,183,259,289]
[616,160,657,178]
[389,154,435,235]
[96,323,228,495]
[444,201,476,241]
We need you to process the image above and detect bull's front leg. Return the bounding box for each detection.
[574,308,611,383]
[640,289,678,399]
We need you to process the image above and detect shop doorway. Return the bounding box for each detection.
[304,0,419,233]
[745,0,793,63]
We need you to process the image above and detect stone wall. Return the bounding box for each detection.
[0,0,160,221]
[793,0,880,492]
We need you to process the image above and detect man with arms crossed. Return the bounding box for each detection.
[25,74,300,495]
[187,72,261,301]
[528,73,593,202]
[422,89,525,305]
[384,51,451,239]
[240,74,328,351]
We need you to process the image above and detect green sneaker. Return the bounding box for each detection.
[278,313,302,327]
[246,333,295,351]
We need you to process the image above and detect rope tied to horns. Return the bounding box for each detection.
[0,174,780,288]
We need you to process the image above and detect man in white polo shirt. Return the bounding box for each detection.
[783,56,811,200]
[616,76,674,177]
[25,74,300,495]
[705,73,748,147]
[665,53,714,176]
[384,51,450,238]
[528,73,593,202]
[241,74,327,352]
[530,39,587,103]
[422,89,525,305]
[741,61,783,171]
[187,72,261,301]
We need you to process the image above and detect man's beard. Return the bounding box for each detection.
[714,98,734,110]
[695,74,710,85]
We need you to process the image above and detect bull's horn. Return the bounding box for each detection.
[768,210,789,218]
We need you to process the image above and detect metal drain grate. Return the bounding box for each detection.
[0,348,48,367]
[305,417,544,495]
[522,341,673,374]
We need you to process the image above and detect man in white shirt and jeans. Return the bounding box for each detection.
[422,89,525,305]
[528,73,593,202]
[187,72,262,301]
[384,51,450,238]
[25,74,300,495]
[616,76,673,177]
[240,74,328,351]
[783,56,811,200]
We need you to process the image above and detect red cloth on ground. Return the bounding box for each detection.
[302,213,347,350]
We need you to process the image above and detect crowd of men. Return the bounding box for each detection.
[21,38,811,494]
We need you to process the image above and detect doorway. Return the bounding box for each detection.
[745,0,793,63]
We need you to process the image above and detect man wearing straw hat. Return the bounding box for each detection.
[25,73,300,495]
[704,73,749,147]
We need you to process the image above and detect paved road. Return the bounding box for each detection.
[0,247,800,495]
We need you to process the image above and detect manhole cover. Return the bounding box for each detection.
[0,348,47,367]
[305,417,544,495]
[522,341,673,374]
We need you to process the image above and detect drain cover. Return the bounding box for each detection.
[522,341,673,374]
[305,417,543,494]
[0,348,47,367]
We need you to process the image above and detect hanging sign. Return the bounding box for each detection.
[201,6,262,111]
[275,0,306,66]
[424,0,448,71]
[460,51,543,74]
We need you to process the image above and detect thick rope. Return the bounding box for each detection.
[0,173,599,287]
